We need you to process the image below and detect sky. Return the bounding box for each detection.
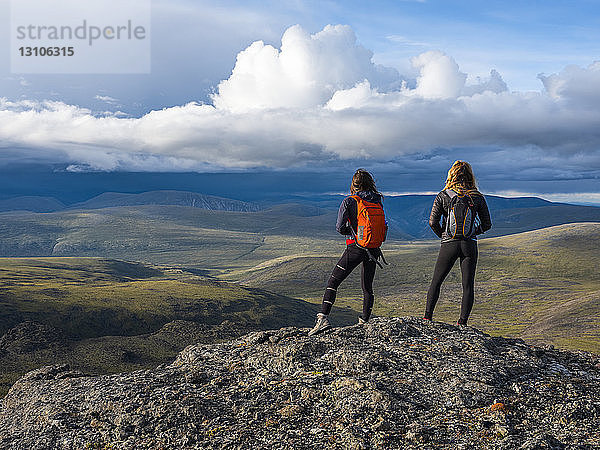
[0,0,599,203]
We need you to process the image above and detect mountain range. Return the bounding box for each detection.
[1,190,599,259]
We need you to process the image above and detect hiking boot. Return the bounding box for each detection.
[308,313,331,336]
[358,316,367,325]
[422,317,432,322]
[456,320,468,327]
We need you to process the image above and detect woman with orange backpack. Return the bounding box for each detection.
[424,160,492,326]
[309,169,387,336]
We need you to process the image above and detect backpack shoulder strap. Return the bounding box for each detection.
[445,188,457,199]
[466,192,476,205]
[350,195,362,209]
[446,189,461,208]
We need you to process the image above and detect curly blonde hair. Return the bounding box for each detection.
[444,160,478,194]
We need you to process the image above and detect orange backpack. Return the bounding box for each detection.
[350,195,387,248]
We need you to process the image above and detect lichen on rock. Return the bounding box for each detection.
[1,317,599,449]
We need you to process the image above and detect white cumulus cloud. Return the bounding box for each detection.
[539,61,600,107]
[0,24,599,175]
[412,50,466,99]
[212,24,400,112]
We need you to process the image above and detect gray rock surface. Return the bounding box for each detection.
[1,317,599,449]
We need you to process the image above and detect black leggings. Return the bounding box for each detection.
[321,244,380,321]
[425,240,478,324]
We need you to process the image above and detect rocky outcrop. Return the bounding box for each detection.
[1,317,599,449]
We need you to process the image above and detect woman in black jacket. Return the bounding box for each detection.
[309,169,384,336]
[424,160,492,325]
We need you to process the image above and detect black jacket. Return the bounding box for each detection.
[336,191,383,236]
[429,189,492,242]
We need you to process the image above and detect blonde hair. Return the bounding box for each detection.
[444,160,479,194]
[350,169,380,195]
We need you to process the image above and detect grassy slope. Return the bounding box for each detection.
[488,205,600,237]
[0,257,337,338]
[0,206,338,272]
[229,223,600,354]
[0,257,358,397]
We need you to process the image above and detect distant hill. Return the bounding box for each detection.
[2,188,599,240]
[266,193,600,239]
[70,190,260,212]
[0,204,340,270]
[0,192,599,268]
[488,203,600,236]
[0,196,65,213]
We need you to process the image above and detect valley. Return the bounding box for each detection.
[0,188,598,399]
[0,257,355,396]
